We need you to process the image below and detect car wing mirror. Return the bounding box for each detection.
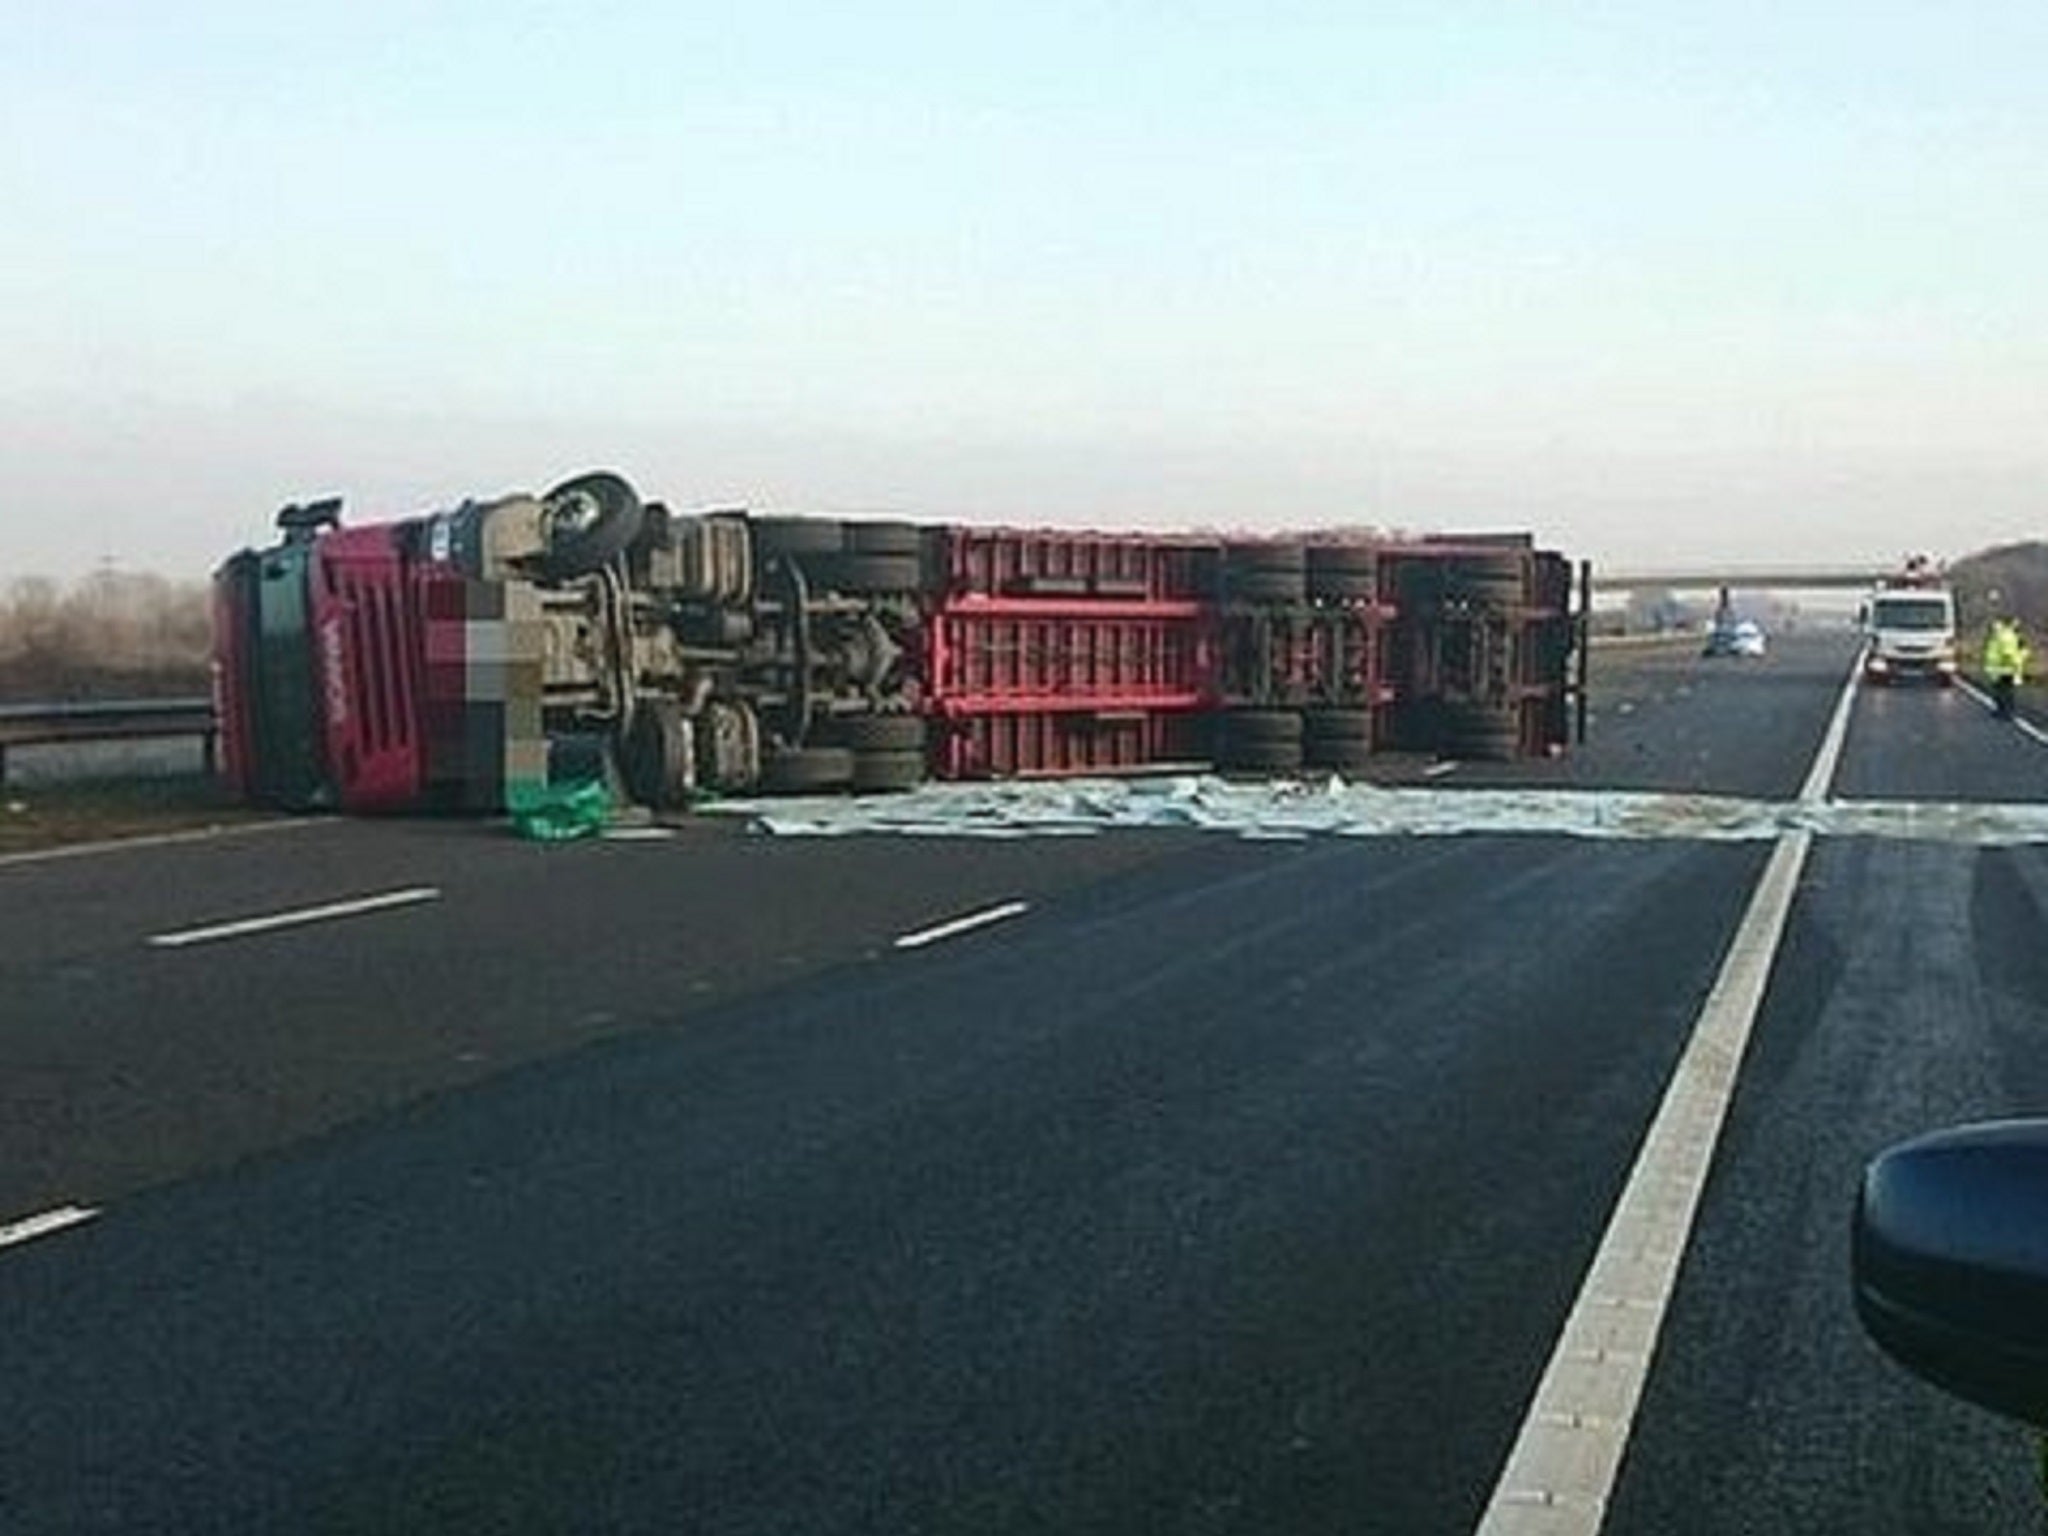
[1852,1119,2048,1427]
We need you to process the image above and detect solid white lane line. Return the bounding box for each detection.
[1475,834,1813,1535]
[0,1204,99,1251]
[148,886,442,949]
[893,900,1030,950]
[1955,678,2048,747]
[1475,652,1858,1536]
[1798,653,1864,805]
[0,816,312,871]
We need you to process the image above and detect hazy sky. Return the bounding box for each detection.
[4,2,2044,579]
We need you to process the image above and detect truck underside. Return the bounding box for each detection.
[212,472,1583,813]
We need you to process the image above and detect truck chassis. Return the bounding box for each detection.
[213,472,1581,813]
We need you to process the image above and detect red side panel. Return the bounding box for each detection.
[926,529,1217,778]
[308,526,427,812]
[942,528,1215,603]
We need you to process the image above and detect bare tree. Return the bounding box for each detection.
[0,572,212,699]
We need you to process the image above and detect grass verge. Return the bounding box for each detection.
[0,773,275,856]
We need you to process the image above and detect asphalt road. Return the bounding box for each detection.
[4,630,2046,1533]
[1461,628,1873,799]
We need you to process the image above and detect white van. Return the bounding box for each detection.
[1862,586,1958,685]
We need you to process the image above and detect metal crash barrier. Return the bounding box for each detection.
[0,698,217,788]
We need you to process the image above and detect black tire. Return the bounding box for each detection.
[1223,709,1304,743]
[850,749,927,793]
[623,700,694,809]
[1445,706,1521,761]
[818,714,928,751]
[1447,552,1527,607]
[1304,708,1374,742]
[1219,709,1304,772]
[1307,545,1379,601]
[802,552,924,594]
[1229,570,1309,602]
[1222,738,1305,773]
[1304,737,1375,771]
[1307,576,1380,601]
[1304,708,1374,770]
[1397,560,1447,608]
[761,745,856,793]
[541,471,645,579]
[751,517,846,557]
[1227,540,1307,571]
[1225,542,1308,603]
[1307,544,1377,569]
[845,521,923,556]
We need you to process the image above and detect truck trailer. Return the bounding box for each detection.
[212,471,1581,814]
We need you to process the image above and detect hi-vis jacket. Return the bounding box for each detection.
[1984,621,2029,684]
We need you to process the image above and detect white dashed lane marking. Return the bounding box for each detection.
[148,887,442,949]
[893,901,1031,951]
[0,1204,99,1252]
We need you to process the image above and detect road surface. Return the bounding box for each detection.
[2,631,2044,1534]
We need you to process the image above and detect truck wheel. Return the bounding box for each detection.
[695,700,762,793]
[1307,545,1379,601]
[751,518,846,557]
[845,521,924,556]
[1446,552,1527,607]
[819,714,928,752]
[1445,704,1521,761]
[1223,739,1305,773]
[1305,737,1374,771]
[624,700,695,809]
[1304,706,1373,738]
[1220,709,1304,772]
[1304,708,1375,767]
[541,471,645,579]
[761,745,856,793]
[802,552,924,594]
[1225,543,1307,603]
[1229,541,1307,568]
[850,749,927,793]
[1223,708,1304,741]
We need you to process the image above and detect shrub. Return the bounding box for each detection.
[0,571,212,700]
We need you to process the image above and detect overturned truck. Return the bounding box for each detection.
[213,471,1584,813]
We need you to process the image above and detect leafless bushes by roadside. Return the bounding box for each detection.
[0,571,212,700]
[1950,542,2048,634]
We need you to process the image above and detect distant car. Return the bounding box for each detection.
[1702,620,1767,658]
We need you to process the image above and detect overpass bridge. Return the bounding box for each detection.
[1595,566,1885,594]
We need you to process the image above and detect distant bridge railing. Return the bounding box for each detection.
[1598,568,1884,594]
[0,698,217,788]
